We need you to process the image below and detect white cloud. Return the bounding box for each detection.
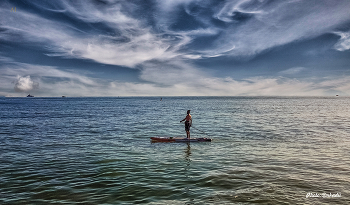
[14,76,39,92]
[333,31,350,51]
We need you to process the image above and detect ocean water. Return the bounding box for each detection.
[0,96,349,204]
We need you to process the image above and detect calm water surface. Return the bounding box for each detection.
[0,97,349,204]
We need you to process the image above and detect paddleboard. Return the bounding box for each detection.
[150,137,212,142]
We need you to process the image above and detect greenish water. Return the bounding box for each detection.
[0,97,349,204]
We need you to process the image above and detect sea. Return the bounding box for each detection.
[0,96,349,204]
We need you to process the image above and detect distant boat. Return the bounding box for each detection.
[27,94,34,97]
[62,96,66,98]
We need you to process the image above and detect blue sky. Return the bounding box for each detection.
[1,0,350,97]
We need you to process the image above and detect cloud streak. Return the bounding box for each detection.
[279,67,306,76]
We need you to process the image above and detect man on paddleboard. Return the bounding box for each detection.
[180,110,192,139]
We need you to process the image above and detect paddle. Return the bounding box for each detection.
[180,121,211,138]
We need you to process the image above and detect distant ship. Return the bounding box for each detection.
[27,94,34,97]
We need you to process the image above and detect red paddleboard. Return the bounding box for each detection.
[150,137,212,142]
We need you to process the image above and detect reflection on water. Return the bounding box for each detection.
[184,143,192,163]
[184,143,193,204]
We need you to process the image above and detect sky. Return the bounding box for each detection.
[1,0,350,97]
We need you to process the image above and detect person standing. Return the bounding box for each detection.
[180,110,192,139]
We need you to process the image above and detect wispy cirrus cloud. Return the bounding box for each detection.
[214,0,265,23]
[0,1,181,67]
[148,0,350,60]
[202,0,350,57]
[2,0,349,64]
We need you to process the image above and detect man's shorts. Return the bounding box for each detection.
[185,121,191,131]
